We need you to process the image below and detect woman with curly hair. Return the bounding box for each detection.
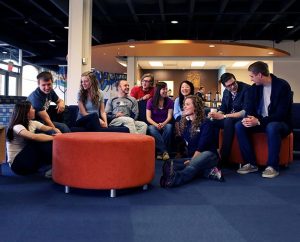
[160,95,224,188]
[75,71,108,131]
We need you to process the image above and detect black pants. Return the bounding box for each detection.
[75,113,102,131]
[211,117,242,163]
[11,141,52,176]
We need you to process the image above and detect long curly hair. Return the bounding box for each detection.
[79,71,100,106]
[7,101,32,141]
[179,95,205,137]
[178,80,194,110]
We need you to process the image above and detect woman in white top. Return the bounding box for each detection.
[6,101,58,175]
[75,71,108,131]
[173,80,195,157]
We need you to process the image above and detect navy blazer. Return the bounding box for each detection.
[219,81,250,114]
[245,74,293,130]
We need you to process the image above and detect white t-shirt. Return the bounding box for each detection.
[262,84,272,117]
[6,120,43,164]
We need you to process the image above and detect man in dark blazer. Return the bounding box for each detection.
[208,72,250,166]
[236,61,293,178]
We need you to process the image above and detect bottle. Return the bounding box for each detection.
[215,91,220,102]
[206,91,211,102]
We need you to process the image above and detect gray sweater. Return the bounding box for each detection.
[105,96,139,120]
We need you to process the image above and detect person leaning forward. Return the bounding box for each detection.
[27,71,70,133]
[208,72,250,167]
[236,61,293,178]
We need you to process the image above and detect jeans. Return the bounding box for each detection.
[171,151,218,186]
[11,141,53,175]
[211,117,242,162]
[53,121,71,133]
[109,116,147,134]
[147,123,172,154]
[75,113,102,131]
[235,121,290,170]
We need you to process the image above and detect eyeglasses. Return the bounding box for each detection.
[225,81,237,89]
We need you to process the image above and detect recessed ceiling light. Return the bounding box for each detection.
[268,51,274,55]
[209,45,215,48]
[129,45,135,48]
[191,61,206,67]
[232,61,249,67]
[149,61,163,67]
[64,26,69,29]
[171,20,178,24]
[49,39,55,42]
[287,25,294,29]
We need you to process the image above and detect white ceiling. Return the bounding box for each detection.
[137,59,273,70]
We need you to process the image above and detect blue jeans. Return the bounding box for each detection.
[53,121,71,133]
[147,124,172,154]
[235,121,290,170]
[171,151,218,186]
[75,113,102,131]
[211,117,242,162]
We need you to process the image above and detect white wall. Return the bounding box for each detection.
[238,40,300,102]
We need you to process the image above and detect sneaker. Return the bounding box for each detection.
[44,168,52,179]
[208,167,225,182]
[162,152,170,161]
[160,160,175,188]
[262,166,279,178]
[156,154,163,160]
[237,163,258,174]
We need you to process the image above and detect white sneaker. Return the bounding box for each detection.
[262,166,279,178]
[44,168,52,179]
[237,163,258,174]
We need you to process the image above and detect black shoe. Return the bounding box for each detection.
[208,167,225,182]
[160,160,175,188]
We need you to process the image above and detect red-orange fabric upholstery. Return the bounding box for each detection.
[219,130,293,166]
[53,132,155,190]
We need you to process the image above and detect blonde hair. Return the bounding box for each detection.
[79,71,100,106]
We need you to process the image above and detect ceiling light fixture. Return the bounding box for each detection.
[171,20,178,24]
[2,51,7,54]
[191,61,205,67]
[286,25,294,29]
[232,61,249,67]
[149,61,163,67]
[209,45,215,48]
[49,39,55,42]
[129,45,135,48]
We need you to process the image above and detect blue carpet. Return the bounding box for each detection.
[1,161,300,242]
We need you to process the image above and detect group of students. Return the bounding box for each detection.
[6,61,293,189]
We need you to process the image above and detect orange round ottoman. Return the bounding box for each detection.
[52,132,155,197]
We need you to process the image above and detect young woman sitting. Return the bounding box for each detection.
[160,95,224,188]
[146,82,174,161]
[75,71,108,131]
[6,101,58,176]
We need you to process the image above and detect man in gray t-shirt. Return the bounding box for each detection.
[105,80,147,134]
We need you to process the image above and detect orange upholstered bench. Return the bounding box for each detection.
[52,132,155,197]
[219,130,293,166]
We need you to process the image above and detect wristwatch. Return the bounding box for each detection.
[223,114,227,119]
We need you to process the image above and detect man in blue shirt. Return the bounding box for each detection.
[236,61,293,178]
[208,73,250,166]
[27,71,70,133]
